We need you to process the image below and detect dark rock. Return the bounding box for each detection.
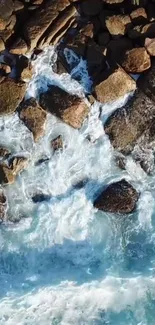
[0,190,7,221]
[94,66,136,104]
[97,32,110,46]
[81,0,102,16]
[105,90,155,154]
[106,37,133,64]
[0,147,10,158]
[94,179,139,214]
[130,7,147,25]
[138,59,155,102]
[122,47,151,73]
[40,86,89,129]
[32,193,51,203]
[19,98,47,141]
[116,155,126,170]
[51,135,63,151]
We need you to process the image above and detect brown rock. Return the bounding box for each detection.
[0,147,10,158]
[0,190,7,221]
[0,0,13,20]
[81,0,102,16]
[145,38,155,56]
[0,38,5,51]
[19,98,47,141]
[0,78,26,116]
[116,155,126,170]
[21,63,33,81]
[122,47,151,73]
[9,156,28,174]
[129,23,155,39]
[40,86,89,129]
[105,90,155,153]
[80,23,94,38]
[51,135,63,151]
[106,15,132,37]
[0,164,15,184]
[0,63,11,75]
[10,37,28,55]
[130,7,147,25]
[138,60,155,102]
[6,14,16,30]
[94,179,139,214]
[94,66,136,104]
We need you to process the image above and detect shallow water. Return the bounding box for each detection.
[0,47,155,325]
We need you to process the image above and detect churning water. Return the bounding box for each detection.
[0,47,155,325]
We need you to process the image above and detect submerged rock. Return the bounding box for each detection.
[0,190,7,221]
[40,86,89,129]
[9,156,28,174]
[19,98,47,141]
[51,135,63,151]
[94,179,139,214]
[0,147,10,158]
[0,77,26,116]
[32,193,51,203]
[0,164,15,184]
[138,59,155,102]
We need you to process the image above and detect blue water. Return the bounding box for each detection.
[0,47,155,325]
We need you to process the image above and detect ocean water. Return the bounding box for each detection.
[0,47,155,325]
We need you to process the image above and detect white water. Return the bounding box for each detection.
[0,47,155,325]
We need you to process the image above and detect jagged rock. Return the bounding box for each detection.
[23,0,71,51]
[40,86,89,129]
[145,38,155,56]
[106,15,132,37]
[138,60,155,102]
[0,147,10,158]
[9,156,28,174]
[130,7,147,25]
[94,66,136,104]
[0,190,7,221]
[122,47,151,73]
[0,78,26,116]
[104,90,155,153]
[51,135,63,151]
[81,0,102,16]
[0,164,15,184]
[94,179,139,214]
[19,98,47,141]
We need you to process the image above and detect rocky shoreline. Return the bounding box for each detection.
[0,0,155,220]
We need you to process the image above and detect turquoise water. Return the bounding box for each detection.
[0,47,155,325]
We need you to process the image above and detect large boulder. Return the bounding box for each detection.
[94,179,139,214]
[105,90,155,153]
[122,47,151,73]
[94,66,136,104]
[0,77,26,116]
[19,98,47,141]
[40,86,89,129]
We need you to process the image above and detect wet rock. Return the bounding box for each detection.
[0,147,10,158]
[132,146,154,174]
[51,135,63,151]
[10,37,28,55]
[0,164,15,184]
[0,0,13,19]
[6,14,16,30]
[145,38,155,56]
[103,0,124,3]
[106,38,133,64]
[40,86,89,129]
[21,62,33,81]
[94,179,139,214]
[116,155,126,170]
[138,59,155,102]
[35,156,49,166]
[105,90,155,153]
[106,15,132,37]
[0,38,5,51]
[122,47,151,73]
[94,66,136,104]
[97,32,110,46]
[9,156,28,174]
[0,190,7,221]
[129,22,155,40]
[14,0,24,11]
[0,78,26,116]
[0,63,11,75]
[81,0,102,16]
[80,23,94,38]
[130,7,147,25]
[32,193,51,203]
[19,98,47,141]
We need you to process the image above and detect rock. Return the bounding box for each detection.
[116,155,126,170]
[106,38,133,64]
[81,0,102,16]
[19,98,47,141]
[103,0,124,2]
[9,156,28,174]
[0,0,13,20]
[6,14,16,30]
[21,63,33,81]
[0,147,10,158]
[106,15,132,37]
[104,90,155,153]
[14,0,24,11]
[10,38,28,55]
[0,78,26,116]
[94,179,139,214]
[121,47,151,73]
[0,164,15,184]
[86,40,106,80]
[145,38,155,56]
[97,32,110,46]
[94,66,136,104]
[130,7,147,25]
[80,23,94,38]
[0,190,7,221]
[0,38,5,51]
[138,60,155,102]
[51,135,63,151]
[0,63,11,74]
[40,86,89,129]
[129,23,155,40]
